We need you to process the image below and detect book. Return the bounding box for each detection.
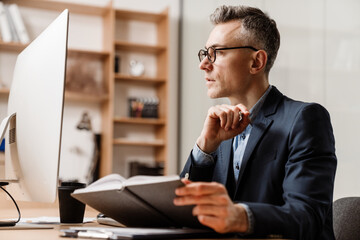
[0,2,12,42]
[96,213,126,227]
[7,4,29,44]
[72,174,203,228]
[4,4,20,42]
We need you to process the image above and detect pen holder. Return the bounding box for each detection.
[58,182,86,223]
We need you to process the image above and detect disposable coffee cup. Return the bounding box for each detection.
[58,182,86,223]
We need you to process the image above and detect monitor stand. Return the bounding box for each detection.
[0,182,54,230]
[0,113,20,227]
[0,181,20,227]
[0,220,16,227]
[0,223,54,230]
[0,114,50,230]
[0,113,16,143]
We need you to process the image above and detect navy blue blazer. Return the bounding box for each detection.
[180,87,337,240]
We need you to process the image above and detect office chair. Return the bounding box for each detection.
[333,197,360,240]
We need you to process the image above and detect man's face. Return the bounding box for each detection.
[199,21,255,101]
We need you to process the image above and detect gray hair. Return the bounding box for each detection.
[210,5,280,74]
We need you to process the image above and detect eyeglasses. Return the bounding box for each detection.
[198,46,259,63]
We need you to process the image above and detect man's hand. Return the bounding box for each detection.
[174,179,249,233]
[197,104,250,153]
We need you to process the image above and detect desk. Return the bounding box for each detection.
[0,198,97,240]
[0,199,286,240]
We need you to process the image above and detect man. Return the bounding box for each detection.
[174,5,337,240]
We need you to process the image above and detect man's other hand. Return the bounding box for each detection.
[174,179,249,233]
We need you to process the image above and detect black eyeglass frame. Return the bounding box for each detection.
[198,46,259,63]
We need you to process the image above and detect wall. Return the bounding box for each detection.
[179,0,360,200]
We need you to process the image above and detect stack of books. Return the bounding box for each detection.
[0,3,29,44]
[128,97,159,118]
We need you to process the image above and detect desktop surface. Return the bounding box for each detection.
[0,198,289,240]
[0,198,97,239]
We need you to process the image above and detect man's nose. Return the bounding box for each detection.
[199,57,213,71]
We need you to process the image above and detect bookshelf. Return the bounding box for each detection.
[110,7,169,177]
[0,0,113,181]
[0,0,170,178]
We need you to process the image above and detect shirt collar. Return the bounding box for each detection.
[249,85,272,122]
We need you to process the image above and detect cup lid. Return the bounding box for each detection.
[60,182,86,188]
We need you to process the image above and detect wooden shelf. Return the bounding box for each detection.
[0,41,27,51]
[114,74,166,84]
[0,88,10,95]
[0,41,110,59]
[114,41,166,54]
[0,88,108,103]
[68,49,110,59]
[65,91,109,103]
[114,117,166,125]
[3,0,110,16]
[113,138,165,147]
[115,9,166,22]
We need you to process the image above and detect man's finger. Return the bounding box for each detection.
[219,105,234,130]
[181,177,192,185]
[175,182,226,196]
[174,192,229,206]
[192,204,230,218]
[212,107,228,129]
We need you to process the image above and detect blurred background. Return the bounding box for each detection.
[180,0,360,201]
[0,0,358,201]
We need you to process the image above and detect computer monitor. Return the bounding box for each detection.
[0,9,69,203]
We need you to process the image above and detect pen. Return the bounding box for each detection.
[184,173,189,180]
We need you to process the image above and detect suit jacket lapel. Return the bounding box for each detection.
[212,138,233,185]
[236,87,283,187]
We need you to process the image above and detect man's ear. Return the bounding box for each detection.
[250,50,267,74]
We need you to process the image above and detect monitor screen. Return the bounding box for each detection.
[0,9,69,203]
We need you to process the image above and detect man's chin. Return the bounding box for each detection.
[207,91,221,99]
